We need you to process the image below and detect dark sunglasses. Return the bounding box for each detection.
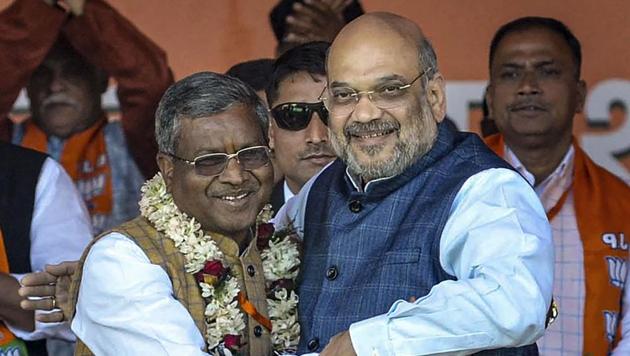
[168,146,271,177]
[269,102,329,131]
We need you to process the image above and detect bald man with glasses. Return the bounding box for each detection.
[273,12,553,355]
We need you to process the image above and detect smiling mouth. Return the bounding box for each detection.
[352,129,396,140]
[218,192,251,201]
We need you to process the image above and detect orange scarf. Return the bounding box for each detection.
[20,119,112,231]
[486,133,630,355]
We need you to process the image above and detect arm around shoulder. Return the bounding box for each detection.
[72,233,209,355]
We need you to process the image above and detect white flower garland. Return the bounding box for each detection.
[139,174,300,355]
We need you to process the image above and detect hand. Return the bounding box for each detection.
[42,0,86,16]
[284,0,351,43]
[320,330,357,356]
[19,261,78,323]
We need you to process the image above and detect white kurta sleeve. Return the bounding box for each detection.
[349,168,554,355]
[8,158,92,341]
[71,232,209,356]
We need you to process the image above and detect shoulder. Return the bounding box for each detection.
[452,167,545,219]
[451,132,511,171]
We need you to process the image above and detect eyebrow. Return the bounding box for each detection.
[330,74,409,88]
[500,59,557,69]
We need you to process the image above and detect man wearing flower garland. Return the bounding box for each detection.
[64,72,301,356]
[274,12,554,355]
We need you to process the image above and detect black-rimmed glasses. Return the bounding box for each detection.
[269,101,329,131]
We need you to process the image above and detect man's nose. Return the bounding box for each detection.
[48,71,67,93]
[217,158,246,185]
[352,93,383,122]
[517,71,542,96]
[304,113,329,144]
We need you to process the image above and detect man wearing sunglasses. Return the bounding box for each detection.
[266,41,337,212]
[274,12,553,355]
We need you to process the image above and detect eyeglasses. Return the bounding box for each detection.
[168,145,271,176]
[320,68,432,117]
[269,102,329,131]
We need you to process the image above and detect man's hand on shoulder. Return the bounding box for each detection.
[19,261,78,323]
[320,330,357,356]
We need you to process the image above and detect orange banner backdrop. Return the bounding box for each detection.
[2,0,628,178]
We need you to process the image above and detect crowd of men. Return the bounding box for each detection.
[1,0,629,355]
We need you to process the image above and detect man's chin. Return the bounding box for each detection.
[351,146,394,166]
[38,116,81,138]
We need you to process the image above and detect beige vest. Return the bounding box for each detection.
[69,216,207,356]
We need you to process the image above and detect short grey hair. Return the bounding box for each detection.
[155,71,269,154]
[418,37,439,86]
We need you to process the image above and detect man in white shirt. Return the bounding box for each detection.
[266,41,337,212]
[273,12,554,355]
[0,142,92,355]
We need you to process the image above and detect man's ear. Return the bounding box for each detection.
[575,80,587,114]
[156,152,175,193]
[426,73,446,123]
[268,120,276,151]
[485,84,494,118]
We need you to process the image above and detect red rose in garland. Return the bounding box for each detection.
[194,260,227,285]
[256,222,275,250]
[223,334,241,350]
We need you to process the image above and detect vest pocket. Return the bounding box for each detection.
[383,249,421,264]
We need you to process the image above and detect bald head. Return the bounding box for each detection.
[328,12,438,79]
[323,12,447,182]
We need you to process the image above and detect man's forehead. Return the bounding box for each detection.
[276,72,326,101]
[327,13,422,84]
[327,42,419,87]
[492,28,574,66]
[178,106,265,154]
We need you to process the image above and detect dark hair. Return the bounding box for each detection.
[489,16,582,78]
[155,72,268,154]
[225,59,275,92]
[265,41,330,106]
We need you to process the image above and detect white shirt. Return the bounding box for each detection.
[6,158,93,342]
[283,180,295,203]
[71,233,209,356]
[505,146,588,354]
[274,166,554,355]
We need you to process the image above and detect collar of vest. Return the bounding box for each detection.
[340,121,459,199]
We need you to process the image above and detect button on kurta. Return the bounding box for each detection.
[326,266,338,280]
[254,325,263,337]
[247,264,255,277]
[307,337,319,351]
[348,199,362,213]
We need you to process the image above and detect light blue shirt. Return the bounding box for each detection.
[275,167,554,355]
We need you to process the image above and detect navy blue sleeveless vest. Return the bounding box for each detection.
[0,142,48,356]
[297,123,538,354]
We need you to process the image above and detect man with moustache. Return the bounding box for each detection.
[0,0,172,233]
[16,41,338,346]
[67,72,278,355]
[484,17,630,355]
[266,41,337,211]
[274,12,554,355]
